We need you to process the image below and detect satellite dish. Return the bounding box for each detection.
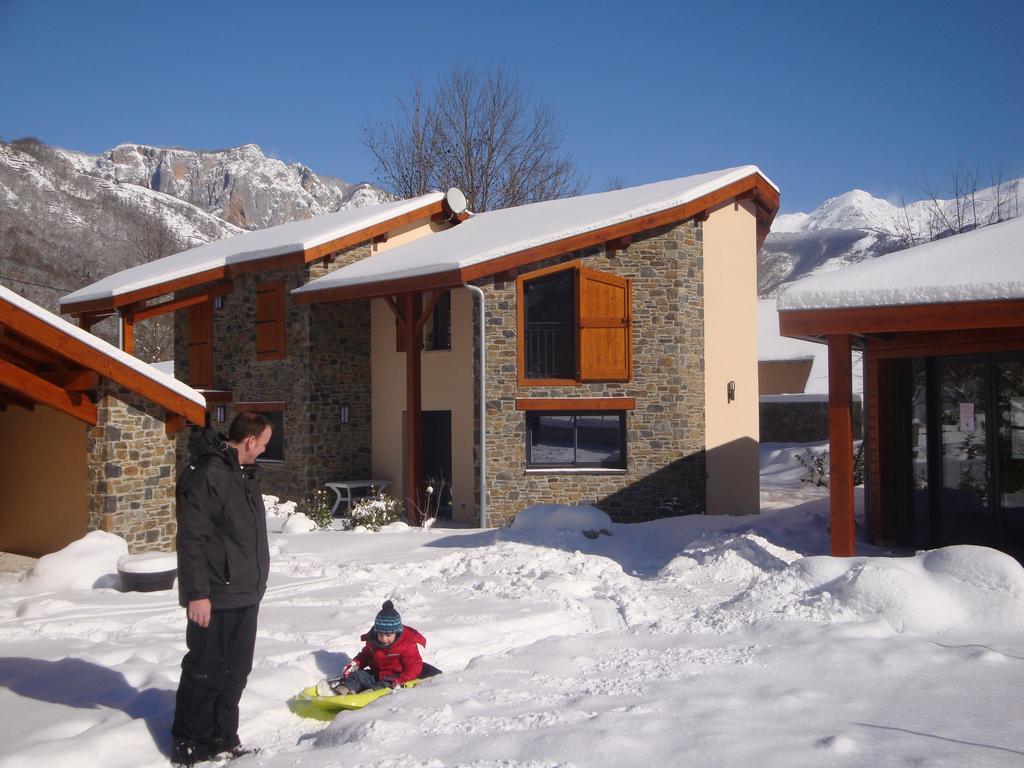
[444,187,468,216]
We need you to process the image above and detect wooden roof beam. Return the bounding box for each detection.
[0,388,36,412]
[779,300,1024,338]
[0,326,66,368]
[414,289,445,334]
[0,301,205,425]
[128,281,233,323]
[39,369,100,391]
[165,414,188,436]
[0,358,98,424]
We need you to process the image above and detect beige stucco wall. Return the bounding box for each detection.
[0,405,87,556]
[373,218,449,254]
[702,200,760,514]
[371,288,476,523]
[759,359,813,395]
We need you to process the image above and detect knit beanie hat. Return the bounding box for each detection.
[373,600,403,634]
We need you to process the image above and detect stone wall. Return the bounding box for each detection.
[759,397,864,443]
[474,220,706,526]
[87,380,177,552]
[173,245,372,505]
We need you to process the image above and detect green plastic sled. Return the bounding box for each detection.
[289,664,441,721]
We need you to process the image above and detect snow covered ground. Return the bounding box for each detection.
[2,446,1023,768]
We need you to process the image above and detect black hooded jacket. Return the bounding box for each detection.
[176,428,270,610]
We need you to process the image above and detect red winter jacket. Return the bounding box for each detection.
[352,626,425,685]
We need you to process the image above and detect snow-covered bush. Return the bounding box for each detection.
[21,531,127,591]
[298,488,333,529]
[351,493,403,531]
[282,513,317,533]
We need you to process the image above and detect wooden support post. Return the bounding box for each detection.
[403,292,423,525]
[120,312,135,355]
[828,334,856,556]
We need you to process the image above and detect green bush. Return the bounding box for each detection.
[351,493,403,531]
[795,442,865,487]
[298,489,333,529]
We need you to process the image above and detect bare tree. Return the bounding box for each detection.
[364,66,585,211]
[921,160,981,237]
[889,190,922,249]
[888,161,1024,247]
[603,174,628,191]
[123,215,180,363]
[363,82,440,199]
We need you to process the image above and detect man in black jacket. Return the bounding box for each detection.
[171,412,272,767]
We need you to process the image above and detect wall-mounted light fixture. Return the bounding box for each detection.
[727,380,736,403]
[213,296,225,311]
[214,404,227,423]
[340,403,350,425]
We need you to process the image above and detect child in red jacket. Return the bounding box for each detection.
[317,600,426,696]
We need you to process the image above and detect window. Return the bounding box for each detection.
[426,290,451,351]
[526,411,626,469]
[259,410,285,462]
[523,268,575,378]
[256,281,285,360]
[517,262,631,384]
[237,404,285,463]
[396,290,452,352]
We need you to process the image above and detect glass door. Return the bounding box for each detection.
[937,359,994,545]
[996,359,1024,560]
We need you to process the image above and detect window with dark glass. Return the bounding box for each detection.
[517,262,632,384]
[259,411,285,462]
[526,411,626,469]
[396,290,452,352]
[426,290,451,351]
[523,269,576,379]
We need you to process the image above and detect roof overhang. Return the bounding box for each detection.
[294,172,780,305]
[778,298,1024,345]
[61,196,449,319]
[0,295,205,430]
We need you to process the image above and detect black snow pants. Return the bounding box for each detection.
[171,604,259,759]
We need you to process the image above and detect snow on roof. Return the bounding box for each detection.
[60,192,444,307]
[295,166,775,296]
[1,284,205,407]
[777,215,1024,311]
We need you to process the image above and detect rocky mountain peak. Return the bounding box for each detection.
[85,142,392,230]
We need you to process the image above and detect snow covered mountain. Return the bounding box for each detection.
[0,138,388,359]
[60,143,389,230]
[760,179,1024,296]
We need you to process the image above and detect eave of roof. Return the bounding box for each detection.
[776,216,1024,343]
[1,286,205,424]
[293,167,779,304]
[59,193,447,316]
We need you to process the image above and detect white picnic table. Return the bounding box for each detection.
[324,479,392,516]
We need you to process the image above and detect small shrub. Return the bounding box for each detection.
[298,489,333,529]
[795,441,866,488]
[351,493,403,531]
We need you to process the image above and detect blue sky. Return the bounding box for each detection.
[1,0,1021,213]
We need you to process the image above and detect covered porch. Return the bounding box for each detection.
[778,217,1024,558]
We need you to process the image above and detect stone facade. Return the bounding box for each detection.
[171,219,709,527]
[760,397,863,443]
[474,220,707,525]
[87,380,177,552]
[173,245,372,505]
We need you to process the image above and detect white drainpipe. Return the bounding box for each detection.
[466,285,487,528]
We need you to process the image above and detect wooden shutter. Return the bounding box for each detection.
[187,301,213,388]
[256,281,286,360]
[578,268,631,381]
